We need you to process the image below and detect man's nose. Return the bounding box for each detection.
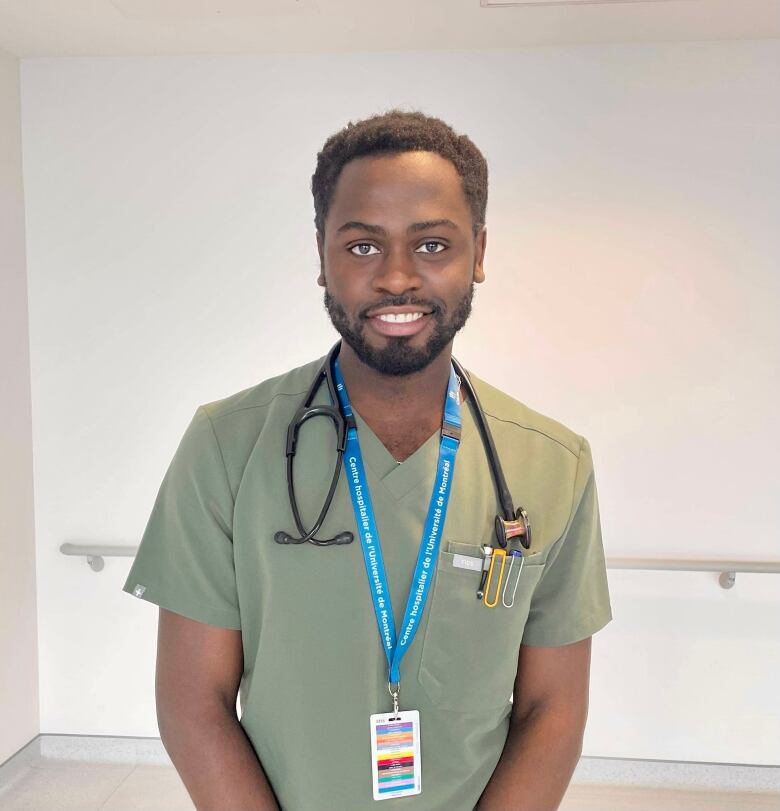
[371,248,422,295]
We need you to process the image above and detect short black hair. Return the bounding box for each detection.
[311,108,488,239]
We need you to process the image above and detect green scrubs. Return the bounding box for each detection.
[123,352,611,811]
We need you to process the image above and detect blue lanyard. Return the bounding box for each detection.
[332,357,462,686]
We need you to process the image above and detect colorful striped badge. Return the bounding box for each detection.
[370,710,422,800]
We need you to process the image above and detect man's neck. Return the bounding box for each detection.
[337,342,454,428]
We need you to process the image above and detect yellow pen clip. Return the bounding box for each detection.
[483,548,507,608]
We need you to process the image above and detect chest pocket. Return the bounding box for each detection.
[417,541,546,712]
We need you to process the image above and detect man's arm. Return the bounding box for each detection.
[155,608,280,811]
[476,637,592,811]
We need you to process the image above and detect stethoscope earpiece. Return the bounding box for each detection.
[274,530,309,545]
[274,529,354,546]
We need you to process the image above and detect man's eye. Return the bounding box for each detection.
[416,241,446,254]
[349,243,380,256]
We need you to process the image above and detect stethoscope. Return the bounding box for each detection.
[274,341,532,597]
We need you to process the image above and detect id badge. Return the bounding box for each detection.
[369,710,422,801]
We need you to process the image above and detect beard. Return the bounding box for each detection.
[323,283,475,376]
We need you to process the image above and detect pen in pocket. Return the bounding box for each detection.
[476,545,493,601]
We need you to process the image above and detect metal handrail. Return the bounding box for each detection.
[60,543,138,572]
[60,542,780,588]
[607,557,780,589]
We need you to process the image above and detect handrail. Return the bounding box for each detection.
[60,543,138,572]
[60,542,780,587]
[607,557,780,589]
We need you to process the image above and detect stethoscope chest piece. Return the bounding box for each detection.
[494,507,532,550]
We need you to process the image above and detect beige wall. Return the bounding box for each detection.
[0,47,39,764]
[19,41,780,763]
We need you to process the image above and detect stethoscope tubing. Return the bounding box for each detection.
[274,344,350,545]
[450,357,516,525]
[276,341,527,550]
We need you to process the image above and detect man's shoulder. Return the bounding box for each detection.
[199,353,326,424]
[467,369,582,459]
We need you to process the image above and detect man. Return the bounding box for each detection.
[123,109,612,811]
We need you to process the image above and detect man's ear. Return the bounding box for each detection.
[473,226,487,284]
[316,231,326,287]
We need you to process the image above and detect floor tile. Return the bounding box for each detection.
[0,766,35,798]
[3,753,779,811]
[561,783,780,811]
[99,765,195,811]
[0,763,134,811]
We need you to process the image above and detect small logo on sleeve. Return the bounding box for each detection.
[133,584,147,597]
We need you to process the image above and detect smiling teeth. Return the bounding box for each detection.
[377,312,425,323]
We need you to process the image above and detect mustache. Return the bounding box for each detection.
[359,296,442,319]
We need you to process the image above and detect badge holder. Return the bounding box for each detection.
[369,684,422,801]
[333,359,461,803]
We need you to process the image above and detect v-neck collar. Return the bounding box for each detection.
[350,401,472,503]
[349,407,442,501]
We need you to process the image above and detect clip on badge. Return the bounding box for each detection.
[369,710,422,801]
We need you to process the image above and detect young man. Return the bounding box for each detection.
[123,110,612,811]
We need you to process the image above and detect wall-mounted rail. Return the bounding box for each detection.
[60,543,138,572]
[607,557,780,589]
[60,543,780,588]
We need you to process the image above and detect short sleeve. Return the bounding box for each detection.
[521,436,612,647]
[122,406,242,629]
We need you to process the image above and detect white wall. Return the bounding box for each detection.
[0,47,39,765]
[20,41,780,764]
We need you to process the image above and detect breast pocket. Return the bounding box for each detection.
[417,541,546,712]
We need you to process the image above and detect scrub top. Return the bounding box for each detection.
[122,352,612,811]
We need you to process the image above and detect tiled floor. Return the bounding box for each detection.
[561,784,780,810]
[1,737,779,810]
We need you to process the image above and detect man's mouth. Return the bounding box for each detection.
[375,311,427,324]
[364,306,435,337]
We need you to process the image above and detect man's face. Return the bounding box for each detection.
[316,151,486,376]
